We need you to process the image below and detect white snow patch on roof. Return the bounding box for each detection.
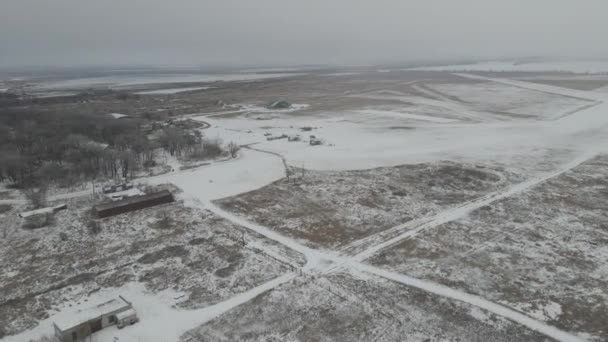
[54,297,130,331]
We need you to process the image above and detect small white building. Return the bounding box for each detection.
[53,296,136,342]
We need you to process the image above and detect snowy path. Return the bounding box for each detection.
[206,199,587,342]
[350,262,586,342]
[205,201,331,271]
[349,150,595,261]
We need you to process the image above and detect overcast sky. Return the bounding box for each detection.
[1,0,606,69]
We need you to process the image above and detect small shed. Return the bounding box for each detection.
[53,296,135,342]
[93,190,174,218]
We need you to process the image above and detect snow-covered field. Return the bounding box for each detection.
[135,86,213,95]
[412,60,608,74]
[370,155,608,339]
[4,69,608,342]
[28,72,301,91]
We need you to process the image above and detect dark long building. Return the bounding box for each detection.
[93,190,174,218]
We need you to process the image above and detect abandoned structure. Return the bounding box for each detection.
[267,100,291,109]
[94,190,174,218]
[19,203,67,218]
[53,296,136,342]
[310,136,323,146]
[102,183,134,194]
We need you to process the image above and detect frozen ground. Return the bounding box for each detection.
[412,60,608,74]
[4,69,608,342]
[186,272,549,342]
[135,86,213,95]
[0,194,296,339]
[370,155,608,340]
[425,82,595,120]
[216,160,524,249]
[21,72,302,94]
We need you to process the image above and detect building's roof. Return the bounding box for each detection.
[94,190,173,212]
[115,308,137,321]
[19,204,67,218]
[54,297,131,331]
[19,207,53,218]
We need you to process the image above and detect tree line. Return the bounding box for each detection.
[0,107,231,189]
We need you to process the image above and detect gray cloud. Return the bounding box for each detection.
[1,0,606,68]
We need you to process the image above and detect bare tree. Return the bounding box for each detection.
[228,142,240,158]
[22,184,48,209]
[156,210,172,229]
[88,220,102,235]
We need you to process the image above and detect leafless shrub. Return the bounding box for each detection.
[22,185,48,209]
[0,204,12,214]
[186,138,225,160]
[28,334,56,342]
[88,220,102,235]
[202,138,224,158]
[228,141,240,158]
[59,232,68,241]
[156,210,172,229]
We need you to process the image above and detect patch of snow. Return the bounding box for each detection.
[426,81,595,120]
[356,109,458,123]
[53,297,130,331]
[135,86,212,95]
[241,103,310,114]
[239,67,302,73]
[148,149,285,202]
[30,91,78,98]
[32,73,300,91]
[109,113,128,119]
[321,72,361,77]
[505,300,563,322]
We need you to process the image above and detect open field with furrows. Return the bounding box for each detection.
[216,161,522,249]
[184,272,550,342]
[9,70,598,131]
[0,194,300,338]
[370,155,608,341]
[424,81,594,120]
